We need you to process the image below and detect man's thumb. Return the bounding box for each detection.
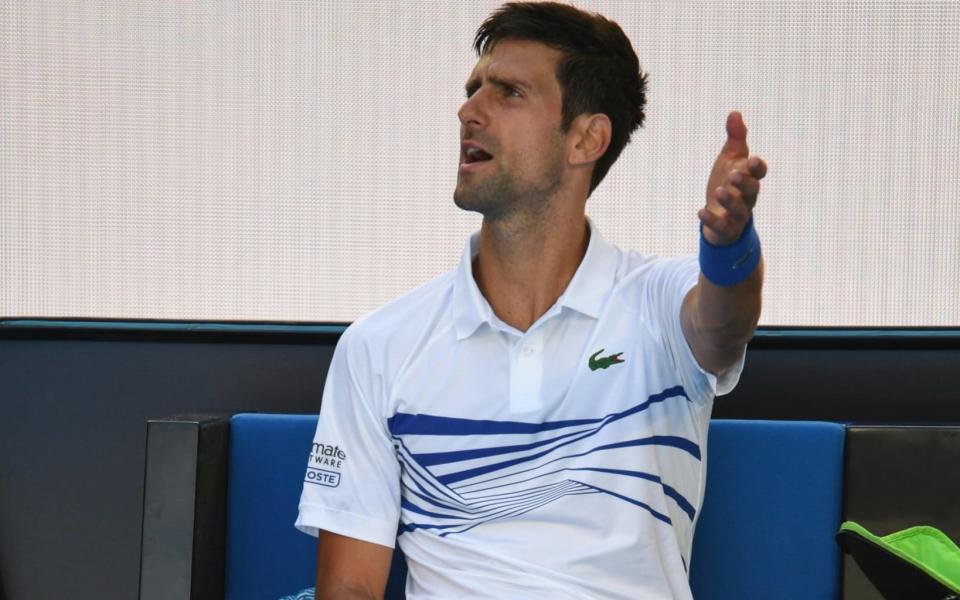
[722,111,749,157]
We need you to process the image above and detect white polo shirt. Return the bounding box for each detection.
[296,220,743,599]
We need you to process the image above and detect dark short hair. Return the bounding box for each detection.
[474,2,648,195]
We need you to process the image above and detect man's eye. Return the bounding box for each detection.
[506,87,522,98]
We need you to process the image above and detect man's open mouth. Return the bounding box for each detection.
[464,148,493,163]
[462,142,494,165]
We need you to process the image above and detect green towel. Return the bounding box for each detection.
[839,521,960,595]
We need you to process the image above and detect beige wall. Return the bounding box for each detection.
[2,1,958,325]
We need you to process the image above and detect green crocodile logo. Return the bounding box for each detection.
[588,349,625,371]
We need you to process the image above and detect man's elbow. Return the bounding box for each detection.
[691,312,760,375]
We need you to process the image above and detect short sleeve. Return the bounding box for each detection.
[650,256,746,401]
[295,326,401,548]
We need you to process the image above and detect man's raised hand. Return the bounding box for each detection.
[699,111,768,246]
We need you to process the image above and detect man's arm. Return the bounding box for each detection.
[315,531,393,600]
[681,111,768,375]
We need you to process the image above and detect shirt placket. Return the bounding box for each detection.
[509,327,545,413]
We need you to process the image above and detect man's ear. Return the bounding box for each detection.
[568,113,612,167]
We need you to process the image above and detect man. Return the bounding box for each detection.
[295,3,766,598]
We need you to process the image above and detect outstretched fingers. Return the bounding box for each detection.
[702,111,769,245]
[729,167,758,209]
[747,155,768,180]
[699,188,749,243]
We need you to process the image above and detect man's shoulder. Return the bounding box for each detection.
[342,268,457,353]
[617,248,695,275]
[614,250,699,291]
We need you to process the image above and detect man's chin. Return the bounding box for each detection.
[454,176,517,218]
[453,181,484,212]
[453,187,482,213]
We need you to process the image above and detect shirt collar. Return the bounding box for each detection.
[557,217,620,318]
[452,230,492,340]
[452,217,620,340]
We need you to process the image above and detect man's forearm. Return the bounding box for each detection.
[684,260,764,374]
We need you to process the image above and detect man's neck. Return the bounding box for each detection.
[473,205,590,332]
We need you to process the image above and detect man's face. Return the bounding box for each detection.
[454,39,569,219]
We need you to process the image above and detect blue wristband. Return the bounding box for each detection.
[699,217,761,286]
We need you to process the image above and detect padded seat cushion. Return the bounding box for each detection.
[689,419,846,599]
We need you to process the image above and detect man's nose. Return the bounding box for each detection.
[457,91,486,127]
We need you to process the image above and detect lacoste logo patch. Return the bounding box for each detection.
[588,348,625,371]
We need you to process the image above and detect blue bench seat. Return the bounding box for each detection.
[224,415,845,600]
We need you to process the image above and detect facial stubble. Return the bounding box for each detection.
[453,139,566,222]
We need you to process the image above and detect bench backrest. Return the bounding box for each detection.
[225,414,845,600]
